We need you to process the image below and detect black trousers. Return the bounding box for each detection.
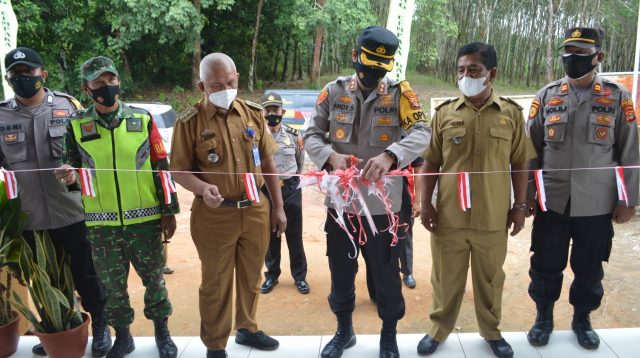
[528,206,613,312]
[263,177,308,281]
[325,209,405,322]
[23,221,107,314]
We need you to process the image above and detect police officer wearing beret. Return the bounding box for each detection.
[304,26,430,358]
[526,27,639,350]
[0,47,110,357]
[259,92,310,295]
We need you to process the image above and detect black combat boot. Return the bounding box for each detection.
[379,320,399,358]
[527,303,554,346]
[572,310,600,350]
[105,326,135,358]
[154,317,178,358]
[91,310,112,357]
[320,314,356,358]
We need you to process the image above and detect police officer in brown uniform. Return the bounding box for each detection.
[526,28,639,350]
[259,92,310,294]
[170,53,286,358]
[0,47,110,357]
[304,26,430,358]
[418,42,536,358]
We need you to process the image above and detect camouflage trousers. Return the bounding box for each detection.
[87,220,172,328]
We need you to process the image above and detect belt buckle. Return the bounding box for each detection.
[237,201,243,209]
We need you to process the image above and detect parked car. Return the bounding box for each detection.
[127,102,177,153]
[263,89,320,135]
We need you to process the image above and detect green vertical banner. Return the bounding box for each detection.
[386,0,415,82]
[0,0,18,99]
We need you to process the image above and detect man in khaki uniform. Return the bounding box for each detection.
[526,27,639,350]
[418,42,536,358]
[170,53,286,358]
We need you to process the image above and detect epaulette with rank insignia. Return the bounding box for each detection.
[177,105,199,123]
[499,96,523,110]
[434,98,456,111]
[243,99,263,111]
[70,109,87,120]
[284,124,299,136]
[53,91,84,110]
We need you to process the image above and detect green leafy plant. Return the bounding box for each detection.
[0,186,28,326]
[10,231,83,333]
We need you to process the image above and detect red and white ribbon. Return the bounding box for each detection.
[457,172,471,211]
[615,166,629,206]
[1,169,18,200]
[159,170,177,204]
[243,173,261,203]
[78,168,96,197]
[534,169,547,212]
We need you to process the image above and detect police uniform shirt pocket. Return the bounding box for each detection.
[282,146,296,156]
[48,125,66,159]
[442,126,467,156]
[370,114,399,147]
[329,111,355,143]
[489,127,512,157]
[588,113,615,146]
[1,131,27,163]
[543,113,568,143]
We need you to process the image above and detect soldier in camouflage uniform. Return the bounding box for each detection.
[55,56,180,358]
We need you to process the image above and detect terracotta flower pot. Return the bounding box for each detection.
[34,313,90,358]
[0,311,20,358]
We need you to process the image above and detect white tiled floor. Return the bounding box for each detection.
[9,329,640,357]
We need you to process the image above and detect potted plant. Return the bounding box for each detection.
[10,231,90,358]
[0,185,28,358]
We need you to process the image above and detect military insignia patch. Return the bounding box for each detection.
[625,110,636,123]
[529,99,540,119]
[596,116,611,125]
[547,98,564,106]
[379,133,390,142]
[622,99,634,111]
[52,109,70,118]
[603,88,612,97]
[595,127,608,140]
[596,97,613,105]
[200,128,215,140]
[561,83,569,94]
[3,133,18,143]
[593,83,602,93]
[376,46,387,55]
[547,127,556,138]
[572,30,581,38]
[335,127,346,140]
[499,118,508,125]
[377,117,392,126]
[339,96,353,104]
[402,90,421,110]
[126,118,142,132]
[80,121,98,137]
[316,89,328,105]
[335,113,348,122]
[548,115,561,123]
[451,121,464,126]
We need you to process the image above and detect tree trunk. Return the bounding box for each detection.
[281,36,291,82]
[290,41,298,81]
[191,0,202,88]
[297,44,304,80]
[248,0,264,93]
[546,0,555,83]
[310,0,325,86]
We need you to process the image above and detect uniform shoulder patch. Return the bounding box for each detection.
[399,81,422,110]
[434,98,456,111]
[244,99,263,111]
[284,124,299,135]
[177,105,199,123]
[499,96,523,110]
[54,91,83,110]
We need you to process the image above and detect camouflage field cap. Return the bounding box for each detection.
[82,56,119,81]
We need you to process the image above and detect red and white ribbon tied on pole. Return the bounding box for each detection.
[615,166,629,206]
[78,168,96,197]
[1,169,18,199]
[534,169,547,212]
[457,172,471,211]
[159,170,177,204]
[243,173,261,203]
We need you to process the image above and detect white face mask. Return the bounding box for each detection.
[208,88,237,109]
[457,75,488,97]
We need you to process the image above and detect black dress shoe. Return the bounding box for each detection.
[235,329,279,350]
[403,274,416,288]
[417,334,439,355]
[296,280,310,294]
[206,349,228,358]
[486,338,514,358]
[260,278,278,293]
[32,344,46,356]
[572,312,600,350]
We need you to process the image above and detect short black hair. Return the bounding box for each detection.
[456,42,497,70]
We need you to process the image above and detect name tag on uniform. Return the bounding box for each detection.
[52,109,70,118]
[252,144,261,166]
[4,133,18,143]
[126,118,142,132]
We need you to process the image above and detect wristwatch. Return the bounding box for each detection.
[512,203,527,212]
[383,150,397,164]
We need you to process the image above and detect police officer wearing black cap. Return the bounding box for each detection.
[526,27,639,350]
[259,91,310,295]
[0,47,110,356]
[304,26,430,358]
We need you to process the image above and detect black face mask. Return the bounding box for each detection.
[265,114,282,127]
[9,75,43,99]
[562,53,598,79]
[355,61,387,88]
[89,85,120,107]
